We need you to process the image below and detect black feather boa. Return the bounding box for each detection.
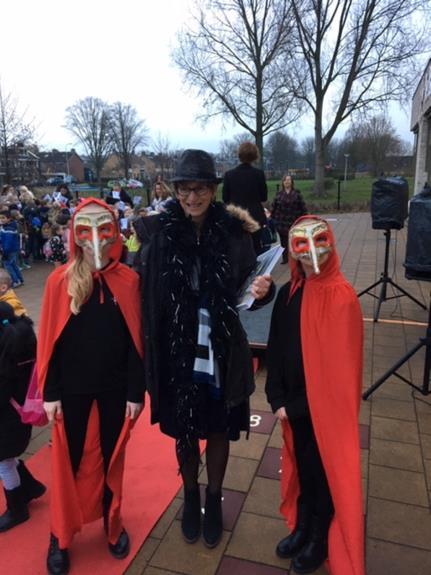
[158,200,241,465]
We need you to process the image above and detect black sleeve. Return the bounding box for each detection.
[259,170,268,202]
[0,371,13,409]
[126,337,146,403]
[222,174,231,204]
[43,344,62,402]
[265,284,289,413]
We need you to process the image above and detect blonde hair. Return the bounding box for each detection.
[66,251,93,315]
[151,181,173,201]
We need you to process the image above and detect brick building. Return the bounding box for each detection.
[39,148,85,182]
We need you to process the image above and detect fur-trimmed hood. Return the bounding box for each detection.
[225,203,260,233]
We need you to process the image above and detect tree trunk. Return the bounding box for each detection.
[314,110,325,196]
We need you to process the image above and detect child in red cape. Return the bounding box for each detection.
[265,216,364,575]
[37,198,145,575]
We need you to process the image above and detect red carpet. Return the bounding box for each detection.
[0,407,182,574]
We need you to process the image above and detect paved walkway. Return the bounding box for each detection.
[19,212,431,575]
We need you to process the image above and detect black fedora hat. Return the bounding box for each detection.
[171,149,222,184]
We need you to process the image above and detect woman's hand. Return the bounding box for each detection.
[251,274,272,300]
[275,407,288,421]
[43,401,63,422]
[125,401,143,420]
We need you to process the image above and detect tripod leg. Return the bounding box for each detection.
[373,279,388,322]
[386,279,427,310]
[363,341,425,400]
[357,279,382,298]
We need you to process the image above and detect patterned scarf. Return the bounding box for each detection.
[158,200,239,466]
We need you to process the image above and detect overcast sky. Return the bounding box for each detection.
[1,0,415,154]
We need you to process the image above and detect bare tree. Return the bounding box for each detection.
[173,0,303,166]
[265,130,300,175]
[0,82,35,184]
[289,0,428,195]
[342,115,403,175]
[109,103,148,179]
[151,133,176,180]
[65,97,111,193]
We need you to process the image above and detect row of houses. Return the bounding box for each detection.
[0,145,165,187]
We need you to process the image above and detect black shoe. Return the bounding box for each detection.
[276,500,311,559]
[108,529,130,559]
[203,487,223,548]
[181,488,201,543]
[17,460,46,503]
[0,486,29,532]
[47,534,70,575]
[291,515,329,574]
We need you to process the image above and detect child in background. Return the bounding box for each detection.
[124,219,141,268]
[0,302,46,532]
[0,210,24,288]
[47,223,68,268]
[0,270,27,316]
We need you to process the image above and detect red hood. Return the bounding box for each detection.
[69,197,123,264]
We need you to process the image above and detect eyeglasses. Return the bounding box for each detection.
[177,185,211,198]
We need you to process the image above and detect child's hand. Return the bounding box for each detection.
[125,401,144,420]
[251,274,272,300]
[275,407,288,421]
[43,401,63,422]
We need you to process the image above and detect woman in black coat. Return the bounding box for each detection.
[271,175,307,263]
[0,302,46,532]
[136,149,273,549]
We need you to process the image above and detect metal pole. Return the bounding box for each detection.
[337,179,341,210]
[344,154,349,192]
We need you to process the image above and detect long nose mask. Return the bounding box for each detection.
[289,220,332,274]
[74,209,117,270]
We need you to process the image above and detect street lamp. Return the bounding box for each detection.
[344,153,350,191]
[65,143,73,177]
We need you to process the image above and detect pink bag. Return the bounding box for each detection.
[10,363,49,427]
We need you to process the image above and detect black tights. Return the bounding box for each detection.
[177,432,229,494]
[290,416,334,525]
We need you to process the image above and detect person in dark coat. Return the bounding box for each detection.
[222,142,268,254]
[135,149,274,549]
[271,175,307,263]
[0,302,46,532]
[105,183,133,208]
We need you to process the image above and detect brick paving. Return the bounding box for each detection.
[18,212,431,574]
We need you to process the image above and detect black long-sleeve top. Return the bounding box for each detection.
[43,279,145,403]
[265,283,310,419]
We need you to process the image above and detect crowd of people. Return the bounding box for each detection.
[0,145,365,575]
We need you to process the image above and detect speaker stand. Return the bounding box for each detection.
[363,297,431,399]
[358,229,427,322]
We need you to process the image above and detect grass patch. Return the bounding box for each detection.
[266,176,414,213]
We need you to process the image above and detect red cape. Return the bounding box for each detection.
[37,198,144,547]
[280,215,365,575]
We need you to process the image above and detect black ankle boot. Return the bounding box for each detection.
[108,529,130,559]
[0,485,29,532]
[276,500,311,559]
[291,515,329,574]
[47,534,70,575]
[181,488,201,543]
[17,460,46,503]
[203,487,223,548]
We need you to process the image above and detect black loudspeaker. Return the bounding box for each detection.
[371,177,409,230]
[404,185,431,282]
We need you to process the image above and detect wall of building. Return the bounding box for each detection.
[411,59,431,194]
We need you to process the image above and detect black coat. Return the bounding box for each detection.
[223,163,268,226]
[0,317,37,460]
[135,201,268,436]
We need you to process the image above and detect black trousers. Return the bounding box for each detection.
[290,415,334,524]
[61,390,127,476]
